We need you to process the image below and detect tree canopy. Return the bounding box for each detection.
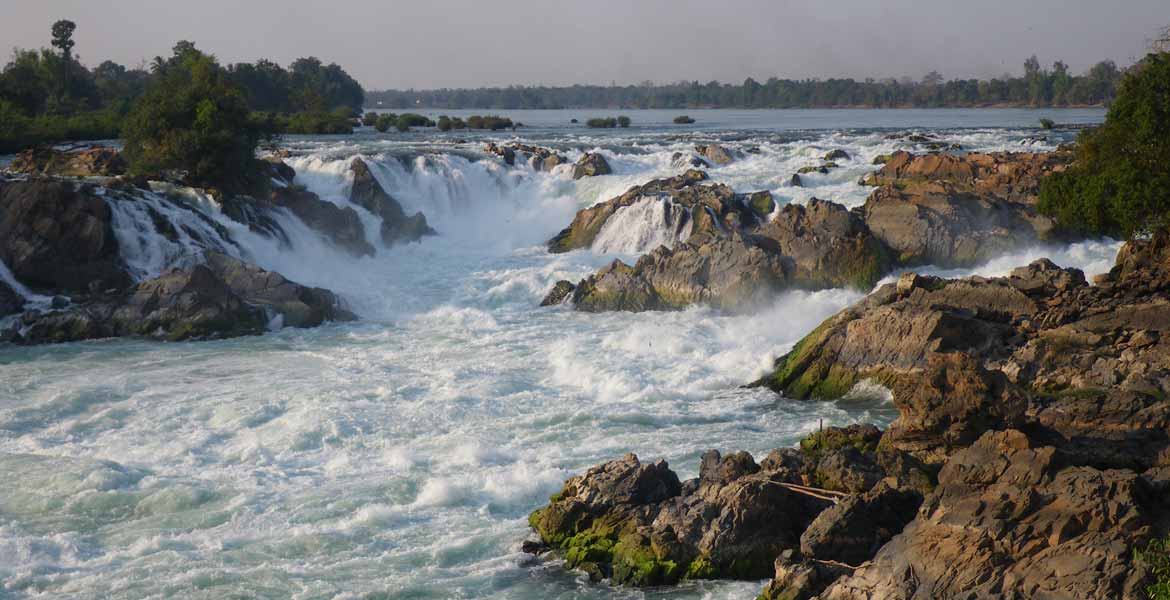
[1038,51,1170,238]
[120,42,267,190]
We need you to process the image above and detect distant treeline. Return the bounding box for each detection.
[0,21,365,152]
[367,57,1122,109]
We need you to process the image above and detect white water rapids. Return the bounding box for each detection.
[0,111,1117,599]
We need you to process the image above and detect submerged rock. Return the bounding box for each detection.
[572,152,612,179]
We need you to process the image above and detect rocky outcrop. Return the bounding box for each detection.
[15,254,353,344]
[348,158,434,245]
[527,427,930,588]
[203,253,355,327]
[0,179,131,293]
[572,152,612,179]
[539,280,575,306]
[859,150,1073,266]
[695,144,735,165]
[270,185,374,257]
[9,147,127,178]
[486,142,569,172]
[549,197,889,311]
[536,236,1170,598]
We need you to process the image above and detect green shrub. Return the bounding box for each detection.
[283,110,353,134]
[120,42,269,190]
[1039,117,1055,129]
[1038,51,1170,238]
[465,115,512,130]
[394,113,435,131]
[673,115,695,124]
[586,117,617,128]
[374,113,398,132]
[1136,537,1170,599]
[362,111,379,126]
[0,102,124,153]
[617,115,630,127]
[437,115,452,131]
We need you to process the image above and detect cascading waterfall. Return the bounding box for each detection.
[591,195,695,255]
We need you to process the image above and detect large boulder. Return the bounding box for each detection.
[528,450,832,586]
[18,265,267,343]
[755,198,891,290]
[15,254,354,344]
[203,253,355,327]
[572,152,612,179]
[858,150,1073,267]
[570,234,789,312]
[0,179,131,293]
[348,157,434,245]
[8,147,127,178]
[695,144,735,165]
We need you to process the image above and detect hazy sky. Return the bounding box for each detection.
[2,0,1166,89]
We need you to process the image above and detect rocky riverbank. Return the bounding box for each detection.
[525,232,1170,598]
[0,147,431,343]
[542,149,1075,312]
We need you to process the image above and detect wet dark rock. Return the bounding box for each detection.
[824,149,850,161]
[0,179,131,293]
[349,157,434,245]
[539,280,576,306]
[572,152,612,179]
[203,252,355,327]
[0,281,24,315]
[271,185,374,257]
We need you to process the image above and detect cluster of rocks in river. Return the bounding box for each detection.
[483,141,612,179]
[527,234,1170,598]
[542,148,1075,312]
[0,147,431,343]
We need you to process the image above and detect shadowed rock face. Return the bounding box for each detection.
[0,179,131,293]
[14,254,354,344]
[859,150,1072,267]
[348,158,435,245]
[0,280,24,316]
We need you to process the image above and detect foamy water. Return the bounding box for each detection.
[0,109,1114,599]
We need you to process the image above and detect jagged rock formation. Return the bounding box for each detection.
[532,236,1170,599]
[547,178,888,310]
[695,144,736,165]
[526,425,930,588]
[860,150,1072,266]
[348,158,434,245]
[543,150,1083,312]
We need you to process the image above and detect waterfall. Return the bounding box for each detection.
[590,195,694,255]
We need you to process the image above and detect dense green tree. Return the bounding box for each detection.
[121,42,268,189]
[1038,51,1170,237]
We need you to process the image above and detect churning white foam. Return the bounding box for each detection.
[591,195,694,254]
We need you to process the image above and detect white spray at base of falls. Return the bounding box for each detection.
[591,195,695,255]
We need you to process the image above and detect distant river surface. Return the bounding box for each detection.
[0,109,1114,599]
